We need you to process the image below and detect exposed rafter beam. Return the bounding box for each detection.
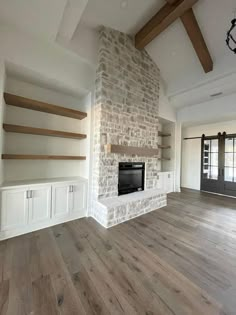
[180,8,213,73]
[165,0,213,73]
[135,0,198,50]
[166,0,179,4]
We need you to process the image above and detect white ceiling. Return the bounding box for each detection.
[0,0,67,41]
[1,0,236,109]
[80,0,165,35]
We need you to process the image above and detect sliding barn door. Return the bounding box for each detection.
[222,133,236,197]
[201,134,221,194]
[201,133,236,197]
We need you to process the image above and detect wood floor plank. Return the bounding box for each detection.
[6,235,34,315]
[52,224,111,315]
[32,275,58,315]
[72,267,111,315]
[0,280,9,315]
[65,222,139,315]
[0,241,7,282]
[37,229,87,315]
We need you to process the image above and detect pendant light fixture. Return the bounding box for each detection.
[226,11,236,54]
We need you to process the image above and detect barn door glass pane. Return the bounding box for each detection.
[203,139,219,180]
[225,138,235,182]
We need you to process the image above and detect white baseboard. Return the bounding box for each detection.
[0,213,85,241]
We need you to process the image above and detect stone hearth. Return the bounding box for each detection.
[93,189,167,228]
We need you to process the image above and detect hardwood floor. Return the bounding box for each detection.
[0,188,236,314]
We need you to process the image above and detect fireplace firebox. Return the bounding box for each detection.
[118,162,145,196]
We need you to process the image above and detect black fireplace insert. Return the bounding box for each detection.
[118,162,145,196]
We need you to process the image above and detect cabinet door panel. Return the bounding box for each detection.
[1,188,28,231]
[157,173,164,190]
[52,184,70,218]
[166,172,174,193]
[70,182,87,217]
[29,185,51,224]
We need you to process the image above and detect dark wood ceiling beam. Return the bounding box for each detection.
[166,0,179,4]
[180,8,213,73]
[166,0,213,72]
[135,0,198,49]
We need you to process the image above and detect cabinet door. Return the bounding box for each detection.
[29,185,51,224]
[165,172,174,193]
[1,188,29,231]
[52,184,70,219]
[69,182,87,218]
[157,173,164,190]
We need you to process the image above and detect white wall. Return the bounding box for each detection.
[3,78,91,182]
[159,81,176,122]
[79,92,92,180]
[0,60,6,184]
[181,120,236,190]
[0,23,95,98]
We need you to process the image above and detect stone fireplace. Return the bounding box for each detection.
[91,27,167,228]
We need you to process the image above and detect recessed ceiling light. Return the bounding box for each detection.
[120,0,128,9]
[210,92,223,97]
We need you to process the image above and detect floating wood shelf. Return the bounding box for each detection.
[158,131,171,137]
[2,154,86,160]
[4,93,87,120]
[3,124,87,140]
[158,145,171,149]
[104,144,159,157]
[158,158,171,161]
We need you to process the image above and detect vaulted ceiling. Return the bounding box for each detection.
[0,0,235,109]
[0,0,67,41]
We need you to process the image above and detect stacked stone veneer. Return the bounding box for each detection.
[91,27,166,228]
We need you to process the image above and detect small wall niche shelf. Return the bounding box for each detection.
[158,145,171,149]
[3,124,87,140]
[158,131,171,137]
[104,144,159,157]
[4,93,87,120]
[2,154,86,160]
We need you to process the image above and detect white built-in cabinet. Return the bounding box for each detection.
[1,188,28,231]
[70,182,87,215]
[157,172,174,193]
[0,178,87,240]
[28,185,52,224]
[52,182,87,219]
[52,184,71,219]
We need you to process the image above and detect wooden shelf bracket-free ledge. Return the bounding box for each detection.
[2,154,86,160]
[158,157,171,161]
[158,145,171,149]
[104,144,159,157]
[158,131,171,137]
[3,124,87,140]
[4,93,87,120]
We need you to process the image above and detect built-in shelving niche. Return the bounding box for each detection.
[2,93,87,161]
[158,117,175,172]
